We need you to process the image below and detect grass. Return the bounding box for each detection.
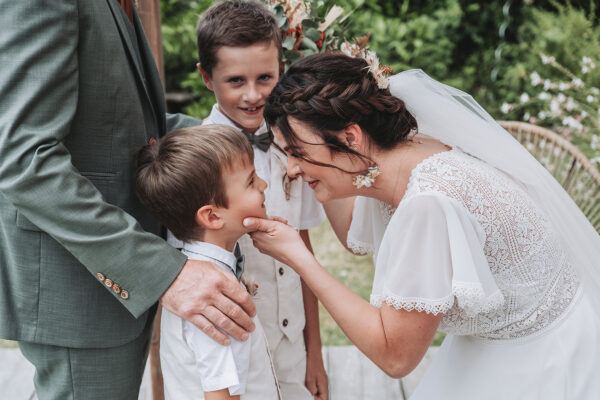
[309,220,445,347]
[0,339,17,348]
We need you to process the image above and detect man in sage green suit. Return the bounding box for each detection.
[0,1,256,398]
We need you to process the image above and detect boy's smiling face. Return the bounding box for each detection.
[200,41,280,134]
[218,156,268,234]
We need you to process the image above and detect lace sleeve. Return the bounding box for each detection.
[371,193,504,316]
[346,196,394,257]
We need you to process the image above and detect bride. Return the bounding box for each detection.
[243,52,600,398]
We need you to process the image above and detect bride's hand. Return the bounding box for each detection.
[243,216,312,269]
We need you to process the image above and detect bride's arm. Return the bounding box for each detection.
[323,197,356,253]
[294,250,441,378]
[245,218,442,378]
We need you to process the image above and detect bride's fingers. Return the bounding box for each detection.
[268,215,288,224]
[243,217,279,232]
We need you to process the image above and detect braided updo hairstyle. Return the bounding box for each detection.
[264,52,417,172]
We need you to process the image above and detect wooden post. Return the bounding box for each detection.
[136,3,166,399]
[137,0,165,86]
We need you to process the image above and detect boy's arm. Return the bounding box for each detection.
[300,230,329,400]
[204,390,239,400]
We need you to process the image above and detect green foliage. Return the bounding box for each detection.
[159,0,600,159]
[161,0,216,118]
[498,4,600,165]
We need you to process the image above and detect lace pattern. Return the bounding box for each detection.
[347,238,373,256]
[371,149,580,340]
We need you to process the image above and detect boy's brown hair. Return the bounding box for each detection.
[135,125,253,243]
[196,0,282,76]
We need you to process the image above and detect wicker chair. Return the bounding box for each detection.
[498,121,600,234]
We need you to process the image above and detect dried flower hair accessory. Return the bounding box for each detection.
[340,40,393,89]
[353,165,381,188]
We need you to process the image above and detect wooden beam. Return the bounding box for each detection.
[137,0,165,87]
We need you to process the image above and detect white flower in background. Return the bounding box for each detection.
[557,93,566,103]
[592,87,600,95]
[541,54,555,64]
[582,56,596,69]
[544,79,553,90]
[550,99,561,115]
[519,93,530,103]
[558,82,569,91]
[581,110,588,119]
[562,116,583,131]
[565,98,576,111]
[523,112,531,121]
[591,135,599,150]
[501,103,513,114]
[590,156,600,164]
[538,92,551,100]
[538,111,548,119]
[530,71,542,86]
[587,95,596,103]
[571,78,584,88]
[582,65,590,74]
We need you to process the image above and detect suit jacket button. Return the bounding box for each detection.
[96,273,105,282]
[278,267,284,276]
[112,284,121,294]
[104,279,113,288]
[120,290,129,300]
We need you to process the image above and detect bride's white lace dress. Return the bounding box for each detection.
[347,147,600,399]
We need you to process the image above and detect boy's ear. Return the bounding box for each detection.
[195,205,224,230]
[197,63,214,91]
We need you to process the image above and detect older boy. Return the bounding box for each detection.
[174,2,329,398]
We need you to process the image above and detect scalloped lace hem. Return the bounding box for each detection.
[453,283,505,316]
[370,294,455,315]
[347,237,373,255]
[370,285,505,316]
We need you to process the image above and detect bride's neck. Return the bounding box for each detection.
[359,137,449,207]
[358,144,414,207]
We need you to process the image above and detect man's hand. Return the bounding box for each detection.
[160,260,256,345]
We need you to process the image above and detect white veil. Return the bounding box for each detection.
[389,69,600,310]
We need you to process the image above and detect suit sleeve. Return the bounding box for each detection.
[0,1,187,318]
[166,112,202,132]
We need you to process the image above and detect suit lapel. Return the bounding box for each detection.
[106,0,162,131]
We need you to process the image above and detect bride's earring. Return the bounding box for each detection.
[353,164,381,188]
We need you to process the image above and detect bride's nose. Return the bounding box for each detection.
[287,158,302,179]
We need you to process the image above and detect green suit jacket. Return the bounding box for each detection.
[0,1,198,348]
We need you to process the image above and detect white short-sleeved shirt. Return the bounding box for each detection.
[160,241,280,399]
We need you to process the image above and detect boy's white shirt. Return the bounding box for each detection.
[160,241,280,400]
[168,104,325,348]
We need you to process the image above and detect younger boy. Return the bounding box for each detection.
[183,2,328,398]
[136,125,280,400]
